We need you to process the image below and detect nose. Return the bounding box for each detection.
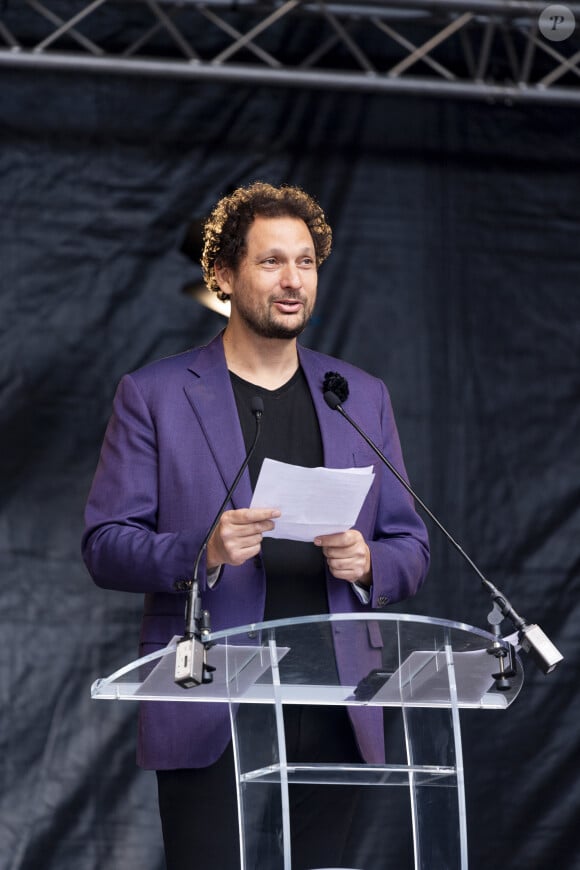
[280,262,302,289]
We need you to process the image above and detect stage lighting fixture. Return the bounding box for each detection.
[182,280,231,318]
[180,217,231,318]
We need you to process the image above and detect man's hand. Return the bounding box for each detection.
[314,529,372,586]
[206,508,281,570]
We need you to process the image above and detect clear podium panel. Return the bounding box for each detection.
[91,613,523,870]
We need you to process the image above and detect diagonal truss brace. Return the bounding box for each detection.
[1,0,580,105]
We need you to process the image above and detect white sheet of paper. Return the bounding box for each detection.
[250,458,375,542]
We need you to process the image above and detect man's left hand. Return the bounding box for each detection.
[314,530,372,586]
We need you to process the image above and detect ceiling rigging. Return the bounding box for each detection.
[2,0,580,105]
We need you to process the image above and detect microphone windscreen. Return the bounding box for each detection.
[322,371,349,403]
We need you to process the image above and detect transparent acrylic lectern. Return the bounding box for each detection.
[92,613,523,870]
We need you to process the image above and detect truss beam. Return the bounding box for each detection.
[1,0,580,105]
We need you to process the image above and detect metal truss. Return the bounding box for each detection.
[2,0,580,105]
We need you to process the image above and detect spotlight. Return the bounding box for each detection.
[180,217,230,318]
[182,281,231,318]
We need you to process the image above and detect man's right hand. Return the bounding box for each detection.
[206,508,281,570]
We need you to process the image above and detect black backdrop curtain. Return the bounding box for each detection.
[1,63,579,870]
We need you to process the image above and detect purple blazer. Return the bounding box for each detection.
[82,333,429,768]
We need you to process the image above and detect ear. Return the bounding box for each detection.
[214,262,233,298]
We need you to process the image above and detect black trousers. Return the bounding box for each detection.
[157,705,363,870]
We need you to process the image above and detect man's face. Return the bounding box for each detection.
[216,215,318,340]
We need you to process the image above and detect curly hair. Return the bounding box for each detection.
[201,182,332,300]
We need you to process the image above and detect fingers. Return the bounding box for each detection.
[314,530,371,584]
[207,512,371,584]
[313,529,360,555]
[207,508,280,569]
[228,507,281,527]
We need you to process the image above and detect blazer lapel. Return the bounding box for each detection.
[182,337,356,509]
[182,333,254,510]
[298,345,356,470]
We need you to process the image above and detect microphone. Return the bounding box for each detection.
[174,396,264,687]
[322,372,563,675]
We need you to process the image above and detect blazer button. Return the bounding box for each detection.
[377,595,390,608]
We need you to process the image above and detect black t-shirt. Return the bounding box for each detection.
[230,367,328,620]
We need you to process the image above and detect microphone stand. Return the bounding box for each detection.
[175,399,264,688]
[324,390,563,678]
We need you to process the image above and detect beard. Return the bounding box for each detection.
[232,292,313,340]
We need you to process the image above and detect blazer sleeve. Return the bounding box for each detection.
[81,373,205,594]
[364,379,430,608]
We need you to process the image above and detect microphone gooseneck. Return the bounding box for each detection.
[175,397,264,687]
[323,377,563,675]
[323,387,505,607]
[187,394,264,610]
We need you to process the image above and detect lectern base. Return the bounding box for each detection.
[92,613,524,870]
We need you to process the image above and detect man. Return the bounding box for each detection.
[82,182,429,869]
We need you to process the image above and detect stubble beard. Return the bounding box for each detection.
[234,294,313,340]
